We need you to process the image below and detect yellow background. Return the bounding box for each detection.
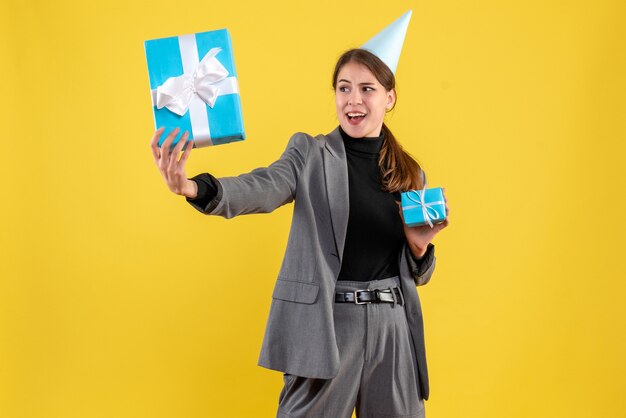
[1,0,625,417]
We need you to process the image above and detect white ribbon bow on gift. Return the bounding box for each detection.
[156,47,228,116]
[404,186,445,228]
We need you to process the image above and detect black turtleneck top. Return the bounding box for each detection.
[335,126,405,281]
[186,127,433,282]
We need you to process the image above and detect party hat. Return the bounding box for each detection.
[361,10,412,74]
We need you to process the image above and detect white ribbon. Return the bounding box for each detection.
[403,186,445,228]
[155,47,229,116]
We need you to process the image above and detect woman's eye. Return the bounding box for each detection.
[339,86,349,92]
[363,87,374,92]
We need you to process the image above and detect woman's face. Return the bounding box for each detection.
[335,61,396,138]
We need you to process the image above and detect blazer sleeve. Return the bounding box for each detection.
[189,132,312,218]
[404,242,436,286]
[185,172,220,213]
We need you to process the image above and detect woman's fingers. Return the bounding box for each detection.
[150,127,165,163]
[179,135,194,166]
[165,131,187,180]
[161,129,182,184]
[169,131,188,166]
[161,127,180,162]
[165,132,190,193]
[150,127,194,196]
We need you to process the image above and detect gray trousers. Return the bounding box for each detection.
[276,276,426,418]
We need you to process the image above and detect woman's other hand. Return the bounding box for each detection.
[150,127,198,198]
[397,188,450,259]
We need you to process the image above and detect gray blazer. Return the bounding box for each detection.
[191,127,436,400]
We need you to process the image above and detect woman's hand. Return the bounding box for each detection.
[397,188,450,259]
[150,127,198,198]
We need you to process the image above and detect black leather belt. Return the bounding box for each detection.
[335,287,404,305]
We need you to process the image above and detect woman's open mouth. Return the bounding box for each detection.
[347,112,366,125]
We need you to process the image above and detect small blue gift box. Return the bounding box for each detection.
[400,187,447,228]
[144,29,245,149]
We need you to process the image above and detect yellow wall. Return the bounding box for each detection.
[1,0,625,417]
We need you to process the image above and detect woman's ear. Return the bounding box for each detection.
[386,89,397,111]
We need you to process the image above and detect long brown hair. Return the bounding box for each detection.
[332,48,424,192]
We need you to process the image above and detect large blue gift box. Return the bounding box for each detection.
[145,29,245,149]
[400,187,447,228]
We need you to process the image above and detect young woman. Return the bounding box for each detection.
[150,48,449,418]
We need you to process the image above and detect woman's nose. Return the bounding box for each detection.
[348,91,362,105]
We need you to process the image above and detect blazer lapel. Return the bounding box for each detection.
[322,127,349,265]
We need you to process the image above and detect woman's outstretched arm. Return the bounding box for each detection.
[206,132,312,218]
[150,128,313,218]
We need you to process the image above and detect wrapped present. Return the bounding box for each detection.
[400,187,447,228]
[144,29,245,149]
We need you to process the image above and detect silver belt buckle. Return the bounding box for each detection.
[354,289,371,305]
